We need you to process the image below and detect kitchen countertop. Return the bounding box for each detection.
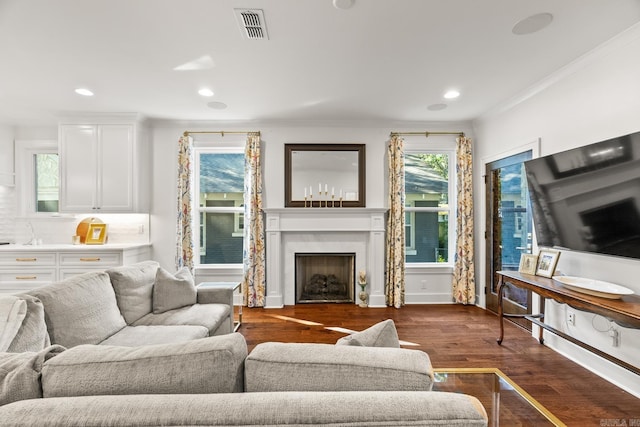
[0,243,151,251]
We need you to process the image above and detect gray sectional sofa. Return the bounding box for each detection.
[0,333,488,426]
[4,261,233,353]
[0,262,488,426]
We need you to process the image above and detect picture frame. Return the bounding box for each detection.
[85,223,107,245]
[518,253,538,275]
[535,249,560,278]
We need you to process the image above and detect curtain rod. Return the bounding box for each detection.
[183,130,260,137]
[389,131,465,138]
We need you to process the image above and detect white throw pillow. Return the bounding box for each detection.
[0,296,28,352]
[336,319,400,348]
[153,267,197,314]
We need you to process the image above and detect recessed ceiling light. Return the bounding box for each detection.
[198,88,214,97]
[207,101,228,110]
[427,103,448,111]
[443,90,460,99]
[512,13,553,35]
[74,88,94,96]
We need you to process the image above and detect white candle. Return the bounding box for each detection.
[304,188,307,198]
[325,184,328,193]
[331,187,334,196]
[339,189,343,198]
[319,183,322,193]
[309,186,312,196]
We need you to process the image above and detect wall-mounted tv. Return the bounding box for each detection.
[524,131,640,260]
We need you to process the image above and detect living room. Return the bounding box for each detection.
[0,1,639,423]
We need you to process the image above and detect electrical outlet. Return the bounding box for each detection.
[420,280,427,290]
[138,224,144,234]
[567,311,575,325]
[609,329,619,347]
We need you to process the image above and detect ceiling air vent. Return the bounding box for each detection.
[234,9,269,40]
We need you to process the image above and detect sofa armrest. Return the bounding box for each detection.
[42,333,247,397]
[245,342,434,392]
[196,284,234,306]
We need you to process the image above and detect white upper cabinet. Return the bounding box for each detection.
[59,122,149,213]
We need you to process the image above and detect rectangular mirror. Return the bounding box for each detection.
[285,144,366,207]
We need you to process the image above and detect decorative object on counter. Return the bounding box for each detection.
[86,223,108,245]
[534,249,560,278]
[72,235,81,245]
[75,217,106,244]
[518,253,538,275]
[552,275,634,299]
[358,270,368,308]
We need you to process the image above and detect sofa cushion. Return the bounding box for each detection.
[0,296,27,352]
[153,267,197,314]
[0,345,65,406]
[133,303,232,336]
[0,391,488,427]
[245,342,434,392]
[6,295,50,353]
[28,272,126,348]
[42,333,248,397]
[99,325,209,346]
[335,319,400,347]
[107,261,159,324]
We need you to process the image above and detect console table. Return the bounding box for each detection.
[496,271,640,376]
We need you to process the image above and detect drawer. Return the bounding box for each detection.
[0,269,56,284]
[58,252,121,267]
[0,252,57,267]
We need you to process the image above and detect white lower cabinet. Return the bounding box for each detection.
[0,246,150,294]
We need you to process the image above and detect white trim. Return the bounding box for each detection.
[14,140,58,217]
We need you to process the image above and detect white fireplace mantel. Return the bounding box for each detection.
[263,208,387,308]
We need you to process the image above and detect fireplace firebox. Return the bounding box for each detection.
[295,253,355,303]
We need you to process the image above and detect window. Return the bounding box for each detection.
[15,140,59,216]
[194,148,245,265]
[404,151,454,264]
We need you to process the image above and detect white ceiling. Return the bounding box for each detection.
[1,0,639,127]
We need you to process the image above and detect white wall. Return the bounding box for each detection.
[473,24,640,396]
[150,121,473,302]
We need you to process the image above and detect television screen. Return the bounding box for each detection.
[524,131,640,260]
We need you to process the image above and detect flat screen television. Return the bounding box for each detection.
[524,130,640,260]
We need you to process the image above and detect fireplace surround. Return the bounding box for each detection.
[264,208,387,307]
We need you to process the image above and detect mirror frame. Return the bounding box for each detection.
[285,143,366,208]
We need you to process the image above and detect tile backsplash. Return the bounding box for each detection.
[0,186,150,244]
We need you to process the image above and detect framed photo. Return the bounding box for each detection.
[518,253,538,275]
[535,249,561,278]
[85,223,107,245]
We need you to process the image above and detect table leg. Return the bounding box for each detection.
[497,275,505,345]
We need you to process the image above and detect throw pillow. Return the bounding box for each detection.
[107,261,159,324]
[0,345,65,406]
[153,267,197,314]
[0,296,27,352]
[335,319,400,348]
[6,295,50,353]
[42,333,248,397]
[29,271,127,348]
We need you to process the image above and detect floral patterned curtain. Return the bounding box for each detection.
[243,133,266,307]
[176,134,194,271]
[385,135,405,308]
[452,136,476,304]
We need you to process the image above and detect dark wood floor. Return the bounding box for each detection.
[238,303,640,427]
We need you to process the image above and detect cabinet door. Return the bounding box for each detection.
[97,125,134,211]
[59,125,97,212]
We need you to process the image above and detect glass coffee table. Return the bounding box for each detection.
[433,368,565,427]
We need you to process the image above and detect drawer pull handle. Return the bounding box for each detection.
[16,276,37,280]
[80,257,101,262]
[16,258,37,262]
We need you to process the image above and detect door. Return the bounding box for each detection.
[485,151,533,329]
